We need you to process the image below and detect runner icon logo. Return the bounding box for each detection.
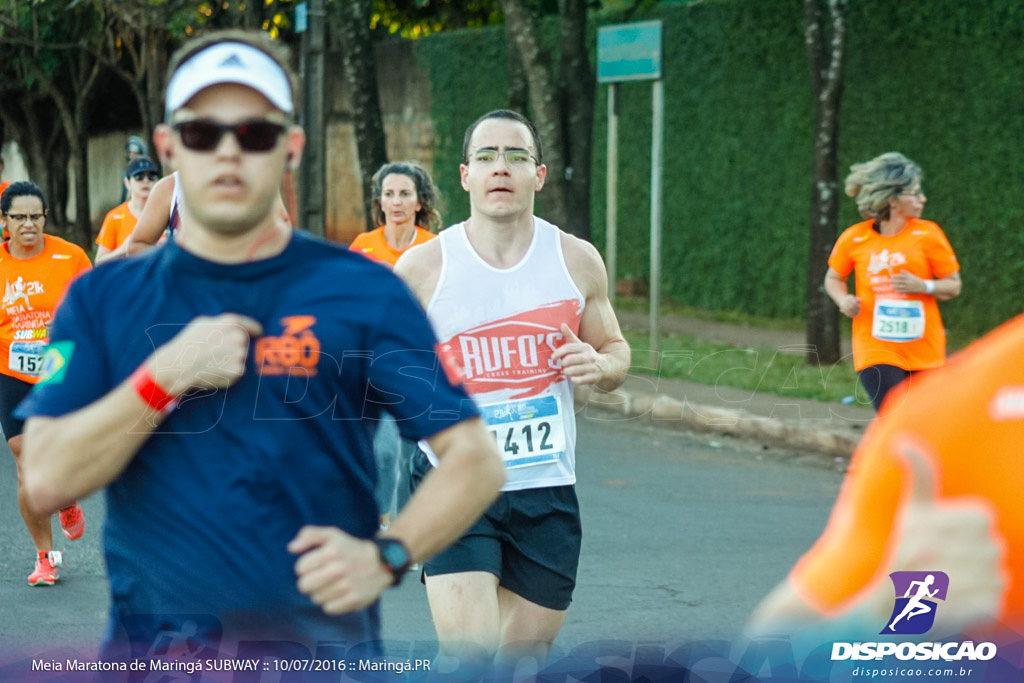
[882,571,949,635]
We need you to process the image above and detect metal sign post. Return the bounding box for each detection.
[606,83,618,307]
[597,20,664,357]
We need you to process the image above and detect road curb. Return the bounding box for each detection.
[575,386,865,459]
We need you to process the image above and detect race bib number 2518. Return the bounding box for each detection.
[872,299,925,342]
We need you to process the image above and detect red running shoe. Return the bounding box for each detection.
[28,551,62,586]
[59,503,85,540]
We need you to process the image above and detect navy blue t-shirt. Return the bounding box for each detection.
[18,231,477,658]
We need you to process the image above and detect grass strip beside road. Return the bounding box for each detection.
[622,331,863,404]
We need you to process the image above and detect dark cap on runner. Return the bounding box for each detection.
[125,157,159,179]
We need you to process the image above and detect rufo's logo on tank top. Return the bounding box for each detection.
[439,299,582,399]
[255,315,320,377]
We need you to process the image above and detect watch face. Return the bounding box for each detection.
[376,538,411,582]
[381,540,409,568]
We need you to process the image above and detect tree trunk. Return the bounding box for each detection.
[557,0,594,240]
[804,0,847,366]
[0,95,68,226]
[72,54,103,244]
[45,85,72,229]
[498,0,569,232]
[27,39,101,245]
[100,4,172,157]
[145,29,168,147]
[503,20,529,115]
[336,0,388,232]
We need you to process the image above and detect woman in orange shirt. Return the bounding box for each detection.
[0,182,92,586]
[94,157,160,263]
[824,153,961,411]
[350,161,441,531]
[349,161,440,268]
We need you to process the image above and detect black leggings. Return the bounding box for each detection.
[0,372,32,440]
[858,364,913,411]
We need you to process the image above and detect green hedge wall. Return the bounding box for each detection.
[417,30,510,224]
[414,0,1024,339]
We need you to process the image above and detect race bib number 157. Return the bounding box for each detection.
[10,341,45,376]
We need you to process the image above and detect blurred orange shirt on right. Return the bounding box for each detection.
[789,312,1024,627]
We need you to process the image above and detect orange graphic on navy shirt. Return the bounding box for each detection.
[256,315,320,376]
[438,299,583,399]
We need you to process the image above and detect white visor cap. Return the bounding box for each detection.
[165,42,293,117]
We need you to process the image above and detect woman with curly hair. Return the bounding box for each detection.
[825,152,962,411]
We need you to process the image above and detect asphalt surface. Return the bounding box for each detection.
[0,312,872,681]
[0,417,845,680]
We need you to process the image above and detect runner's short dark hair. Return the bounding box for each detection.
[462,109,543,164]
[1,181,46,214]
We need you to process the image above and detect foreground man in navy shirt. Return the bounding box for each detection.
[17,29,504,663]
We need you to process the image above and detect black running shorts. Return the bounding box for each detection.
[418,463,582,611]
[0,372,33,440]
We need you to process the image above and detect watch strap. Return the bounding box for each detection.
[373,537,411,587]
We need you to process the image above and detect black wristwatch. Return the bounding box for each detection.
[373,537,412,586]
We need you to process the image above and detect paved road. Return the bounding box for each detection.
[0,415,844,676]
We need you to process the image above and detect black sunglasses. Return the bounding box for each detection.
[132,172,160,182]
[172,119,287,153]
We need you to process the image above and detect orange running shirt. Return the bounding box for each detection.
[789,313,1024,625]
[0,235,92,383]
[349,226,435,267]
[95,201,140,251]
[828,218,959,371]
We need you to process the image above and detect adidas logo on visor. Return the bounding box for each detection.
[219,53,245,69]
[165,41,293,115]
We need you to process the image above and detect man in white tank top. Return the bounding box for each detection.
[396,110,630,669]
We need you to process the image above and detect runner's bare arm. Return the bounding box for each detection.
[125,174,174,255]
[747,578,833,632]
[824,267,861,318]
[391,417,505,559]
[95,239,133,264]
[394,238,443,308]
[891,270,961,301]
[747,444,1005,638]
[289,417,504,615]
[21,313,262,514]
[94,245,114,264]
[556,233,630,392]
[932,271,961,302]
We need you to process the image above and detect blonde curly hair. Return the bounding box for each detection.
[844,152,922,220]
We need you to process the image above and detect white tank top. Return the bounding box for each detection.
[424,217,585,491]
[168,171,183,234]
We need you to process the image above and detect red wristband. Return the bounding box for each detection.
[131,365,178,413]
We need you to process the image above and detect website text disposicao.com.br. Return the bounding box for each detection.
[851,664,980,679]
[837,640,996,679]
